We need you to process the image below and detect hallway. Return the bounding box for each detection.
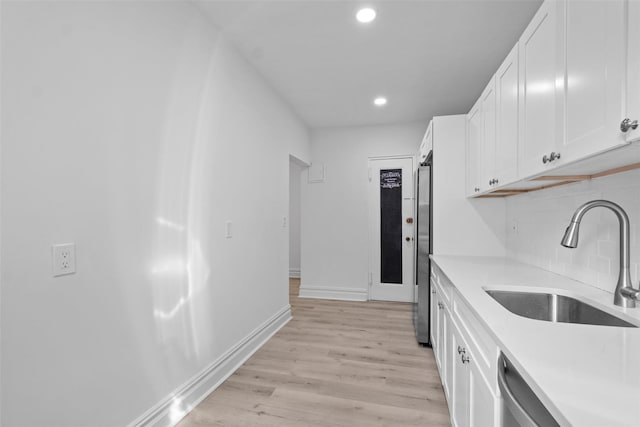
[177,279,450,426]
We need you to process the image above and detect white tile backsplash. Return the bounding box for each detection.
[506,168,640,294]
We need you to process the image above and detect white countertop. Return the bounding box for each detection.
[430,255,640,427]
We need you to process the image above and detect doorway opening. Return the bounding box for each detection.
[289,155,305,301]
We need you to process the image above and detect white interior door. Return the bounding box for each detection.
[368,157,415,302]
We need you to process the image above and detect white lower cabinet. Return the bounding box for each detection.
[451,324,469,427]
[431,264,499,427]
[432,279,452,397]
[451,322,496,427]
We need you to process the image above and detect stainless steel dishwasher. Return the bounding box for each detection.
[498,353,560,427]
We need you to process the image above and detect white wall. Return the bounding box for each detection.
[289,160,302,278]
[506,169,640,295]
[300,123,424,300]
[1,2,309,426]
[432,115,506,256]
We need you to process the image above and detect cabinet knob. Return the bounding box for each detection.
[542,154,549,164]
[474,187,480,192]
[461,354,471,364]
[457,345,466,354]
[621,118,639,132]
[431,289,436,294]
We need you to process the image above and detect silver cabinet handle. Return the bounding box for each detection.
[431,289,436,294]
[457,345,465,354]
[543,152,561,164]
[461,354,470,364]
[621,118,639,132]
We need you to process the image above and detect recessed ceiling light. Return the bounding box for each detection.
[356,8,377,23]
[374,97,387,106]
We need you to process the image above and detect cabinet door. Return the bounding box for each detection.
[468,361,497,427]
[466,99,483,196]
[561,0,627,160]
[442,306,453,400]
[518,0,564,178]
[436,296,445,371]
[627,0,640,143]
[430,280,438,356]
[419,121,433,165]
[451,326,469,427]
[495,43,519,185]
[481,78,497,189]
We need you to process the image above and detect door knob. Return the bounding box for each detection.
[621,118,639,132]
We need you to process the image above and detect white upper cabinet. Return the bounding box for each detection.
[419,121,433,165]
[467,0,640,197]
[626,0,640,143]
[480,79,497,189]
[494,43,519,186]
[561,0,627,161]
[467,47,519,195]
[466,98,483,196]
[519,0,633,179]
[517,0,564,179]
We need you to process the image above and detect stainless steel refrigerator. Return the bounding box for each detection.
[414,152,432,345]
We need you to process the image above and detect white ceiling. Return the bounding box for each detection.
[195,0,542,129]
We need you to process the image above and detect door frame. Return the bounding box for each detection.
[367,154,416,302]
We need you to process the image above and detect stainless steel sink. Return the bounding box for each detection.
[485,290,637,328]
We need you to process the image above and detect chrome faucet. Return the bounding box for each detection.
[561,200,638,308]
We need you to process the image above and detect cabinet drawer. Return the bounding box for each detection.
[432,263,453,307]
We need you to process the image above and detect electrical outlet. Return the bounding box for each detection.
[52,243,76,277]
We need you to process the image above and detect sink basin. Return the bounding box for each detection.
[485,290,637,328]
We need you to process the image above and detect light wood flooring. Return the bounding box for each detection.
[177,279,450,426]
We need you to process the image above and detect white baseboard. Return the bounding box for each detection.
[129,305,292,427]
[289,268,300,278]
[298,285,368,301]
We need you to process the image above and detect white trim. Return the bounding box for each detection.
[298,285,368,301]
[129,305,292,427]
[289,268,300,278]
